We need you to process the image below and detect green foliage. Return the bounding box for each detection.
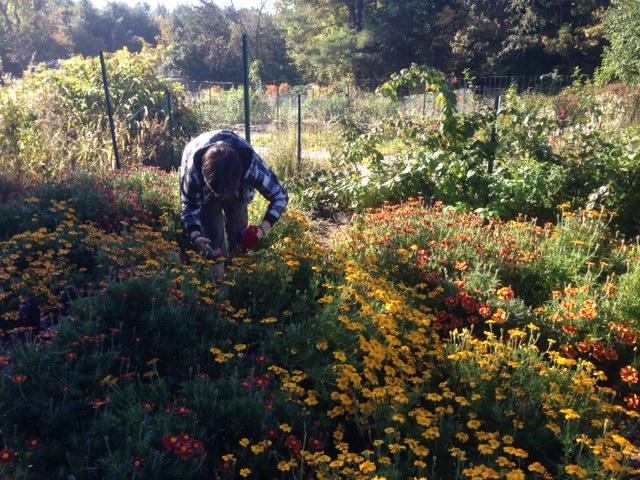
[0,47,197,180]
[378,64,458,137]
[597,0,640,85]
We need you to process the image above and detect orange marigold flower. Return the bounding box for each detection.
[625,393,640,410]
[491,309,508,324]
[454,261,469,272]
[497,287,515,301]
[620,366,638,384]
[604,283,617,297]
[477,303,492,318]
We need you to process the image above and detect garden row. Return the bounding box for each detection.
[1,169,639,478]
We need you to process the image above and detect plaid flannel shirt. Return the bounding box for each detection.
[179,130,289,236]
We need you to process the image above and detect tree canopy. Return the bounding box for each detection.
[2,0,639,86]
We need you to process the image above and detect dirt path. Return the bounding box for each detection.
[309,209,351,249]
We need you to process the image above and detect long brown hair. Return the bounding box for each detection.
[202,143,244,198]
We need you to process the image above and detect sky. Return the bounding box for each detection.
[90,0,274,11]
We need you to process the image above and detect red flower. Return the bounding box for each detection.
[11,374,27,384]
[90,398,106,410]
[285,434,302,456]
[625,394,640,410]
[309,438,325,452]
[461,297,477,313]
[26,437,41,450]
[132,457,145,470]
[477,303,492,318]
[241,378,252,390]
[562,325,579,336]
[163,434,179,452]
[175,441,193,461]
[0,449,16,464]
[444,296,458,308]
[267,428,279,440]
[174,406,191,417]
[621,366,638,384]
[256,355,268,365]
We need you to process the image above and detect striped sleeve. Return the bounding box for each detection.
[179,142,204,235]
[247,155,289,226]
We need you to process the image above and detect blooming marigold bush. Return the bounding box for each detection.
[1,172,640,479]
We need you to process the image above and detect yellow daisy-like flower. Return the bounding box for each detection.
[505,469,526,480]
[359,461,376,474]
[565,465,587,478]
[528,462,547,474]
[239,438,250,448]
[239,468,251,477]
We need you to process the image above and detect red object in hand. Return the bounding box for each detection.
[240,226,261,251]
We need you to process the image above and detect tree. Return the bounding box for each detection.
[450,0,609,75]
[226,2,299,83]
[68,0,160,57]
[0,0,74,75]
[597,0,640,85]
[159,2,240,80]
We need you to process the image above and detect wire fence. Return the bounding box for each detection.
[165,74,581,174]
[99,67,640,178]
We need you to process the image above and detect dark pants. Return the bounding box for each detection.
[201,196,248,257]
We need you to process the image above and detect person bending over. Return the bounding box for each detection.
[179,129,289,279]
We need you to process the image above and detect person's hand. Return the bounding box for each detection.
[194,236,222,257]
[240,226,261,251]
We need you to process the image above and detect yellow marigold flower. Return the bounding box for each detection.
[316,342,329,350]
[359,461,376,474]
[467,419,482,430]
[559,408,581,421]
[222,453,236,462]
[528,462,547,474]
[239,468,251,477]
[279,423,292,433]
[277,461,292,472]
[318,295,334,304]
[388,443,406,453]
[449,447,467,460]
[506,469,525,480]
[239,438,250,448]
[456,432,470,443]
[414,460,427,468]
[565,464,587,478]
[546,422,561,435]
[602,456,622,472]
[503,446,528,458]
[478,444,495,455]
[333,351,347,362]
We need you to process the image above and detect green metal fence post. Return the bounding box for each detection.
[99,51,121,170]
[242,34,251,143]
[297,93,302,170]
[165,87,175,169]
